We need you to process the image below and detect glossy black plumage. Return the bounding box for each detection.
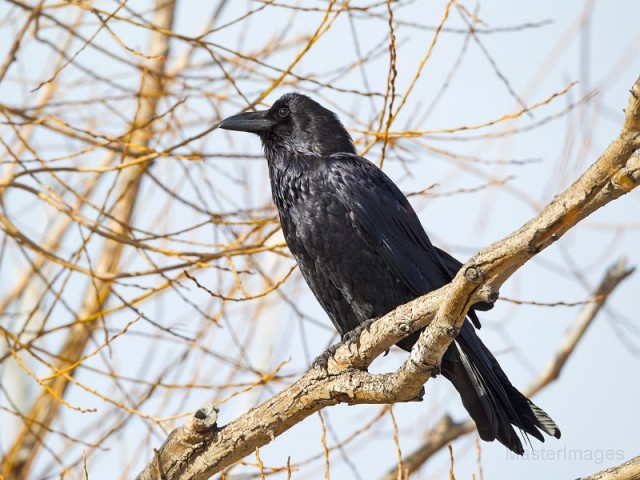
[219,92,561,454]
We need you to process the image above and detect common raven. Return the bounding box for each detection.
[219,92,560,454]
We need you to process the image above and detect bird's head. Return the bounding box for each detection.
[219,93,356,157]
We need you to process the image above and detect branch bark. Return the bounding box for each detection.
[578,455,640,480]
[0,1,177,478]
[380,257,634,480]
[136,76,640,480]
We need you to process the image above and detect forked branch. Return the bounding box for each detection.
[137,76,640,480]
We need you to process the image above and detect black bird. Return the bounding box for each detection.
[219,93,561,454]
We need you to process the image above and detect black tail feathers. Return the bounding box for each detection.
[441,323,561,454]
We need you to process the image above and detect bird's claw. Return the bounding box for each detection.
[312,318,378,370]
[341,317,377,349]
[312,343,340,371]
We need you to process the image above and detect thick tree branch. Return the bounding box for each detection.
[136,76,640,480]
[578,455,640,480]
[380,257,634,480]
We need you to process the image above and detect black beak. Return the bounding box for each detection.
[219,110,276,133]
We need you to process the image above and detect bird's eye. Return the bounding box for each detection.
[278,107,290,118]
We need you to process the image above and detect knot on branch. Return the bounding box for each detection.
[478,283,500,304]
[395,321,412,336]
[186,403,219,437]
[464,266,484,283]
[443,326,460,338]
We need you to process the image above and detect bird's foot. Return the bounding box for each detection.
[312,318,378,371]
[312,343,340,371]
[342,317,377,349]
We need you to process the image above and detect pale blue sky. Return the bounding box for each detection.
[1,1,639,479]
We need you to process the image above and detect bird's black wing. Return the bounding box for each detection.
[328,153,486,326]
[328,153,454,296]
[328,153,560,452]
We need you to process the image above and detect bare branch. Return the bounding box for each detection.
[525,258,634,396]
[578,455,640,480]
[136,76,640,480]
[0,1,177,477]
[380,257,634,480]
